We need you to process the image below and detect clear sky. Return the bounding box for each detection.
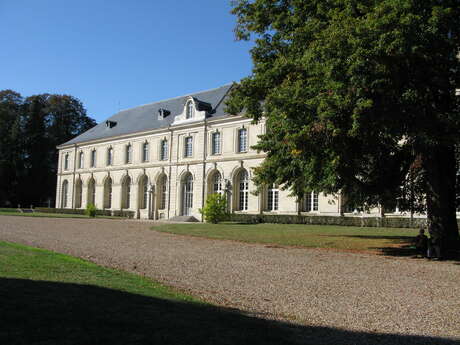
[0,1,253,122]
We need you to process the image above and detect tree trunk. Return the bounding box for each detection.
[422,145,460,257]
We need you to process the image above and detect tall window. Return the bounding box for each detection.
[158,175,167,210]
[104,177,112,209]
[61,180,68,207]
[212,172,222,194]
[78,152,84,169]
[303,191,319,212]
[160,139,168,160]
[125,144,132,164]
[238,170,249,211]
[267,184,279,211]
[90,149,96,168]
[64,154,69,170]
[238,128,247,152]
[184,136,193,157]
[212,132,221,155]
[186,101,194,119]
[142,142,149,162]
[87,178,96,206]
[139,175,148,209]
[182,173,193,215]
[107,148,113,166]
[122,176,131,209]
[75,179,82,208]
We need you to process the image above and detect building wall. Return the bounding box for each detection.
[56,115,340,219]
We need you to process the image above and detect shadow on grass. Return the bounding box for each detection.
[1,278,457,345]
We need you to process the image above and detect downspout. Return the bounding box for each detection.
[201,119,208,222]
[167,125,173,219]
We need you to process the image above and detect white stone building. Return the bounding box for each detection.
[56,84,342,220]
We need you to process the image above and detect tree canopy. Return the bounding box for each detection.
[0,91,96,207]
[227,0,460,251]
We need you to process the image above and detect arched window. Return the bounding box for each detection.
[78,152,84,169]
[125,144,132,164]
[64,154,69,170]
[104,177,112,209]
[186,101,194,119]
[182,173,193,215]
[267,184,279,211]
[61,180,68,207]
[121,176,131,209]
[237,170,249,211]
[211,171,222,194]
[303,191,319,212]
[87,178,96,206]
[157,174,167,210]
[75,179,82,208]
[107,148,113,166]
[138,175,149,209]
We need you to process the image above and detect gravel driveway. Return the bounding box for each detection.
[1,216,459,342]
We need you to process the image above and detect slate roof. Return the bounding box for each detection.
[60,84,234,146]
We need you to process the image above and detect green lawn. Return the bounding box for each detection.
[154,223,419,254]
[0,241,300,345]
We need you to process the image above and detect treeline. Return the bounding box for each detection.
[0,90,96,207]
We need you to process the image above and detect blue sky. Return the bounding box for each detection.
[0,1,253,122]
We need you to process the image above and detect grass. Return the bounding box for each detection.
[154,222,419,254]
[0,241,300,345]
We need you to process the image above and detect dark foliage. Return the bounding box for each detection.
[0,91,95,207]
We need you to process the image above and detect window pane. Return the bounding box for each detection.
[185,137,193,157]
[238,129,247,152]
[212,132,221,154]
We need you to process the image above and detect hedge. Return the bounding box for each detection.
[34,207,135,218]
[228,213,460,229]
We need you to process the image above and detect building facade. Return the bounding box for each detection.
[56,84,342,220]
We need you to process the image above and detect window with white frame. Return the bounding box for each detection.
[78,152,84,169]
[212,171,222,194]
[184,136,193,157]
[212,132,221,155]
[303,191,319,212]
[186,101,194,119]
[61,180,68,207]
[90,149,96,168]
[267,184,279,211]
[142,142,149,162]
[107,147,113,166]
[238,128,248,152]
[64,153,69,170]
[238,170,249,211]
[160,139,168,160]
[125,144,132,164]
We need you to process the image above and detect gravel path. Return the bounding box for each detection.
[1,216,459,342]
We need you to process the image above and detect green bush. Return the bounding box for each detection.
[85,204,97,218]
[200,193,228,224]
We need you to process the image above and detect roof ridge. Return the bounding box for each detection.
[117,83,233,114]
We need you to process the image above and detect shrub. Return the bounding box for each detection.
[200,193,228,224]
[85,204,97,218]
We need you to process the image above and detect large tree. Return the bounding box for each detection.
[0,91,96,207]
[227,0,460,253]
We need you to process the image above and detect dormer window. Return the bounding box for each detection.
[106,120,117,128]
[186,101,194,119]
[158,108,170,120]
